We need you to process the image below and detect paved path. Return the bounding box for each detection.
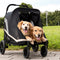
[0,50,60,60]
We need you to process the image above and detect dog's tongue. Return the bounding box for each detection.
[37,38,40,40]
[25,30,27,33]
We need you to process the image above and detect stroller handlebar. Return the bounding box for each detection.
[6,4,28,15]
[6,4,20,15]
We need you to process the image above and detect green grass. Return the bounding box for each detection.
[0,28,4,41]
[43,26,60,50]
[0,26,60,50]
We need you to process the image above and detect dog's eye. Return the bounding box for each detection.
[35,30,37,32]
[23,24,25,25]
[39,30,41,32]
[27,24,29,26]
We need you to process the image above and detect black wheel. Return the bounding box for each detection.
[23,47,30,58]
[0,40,5,54]
[41,46,47,57]
[44,40,48,48]
[32,44,38,52]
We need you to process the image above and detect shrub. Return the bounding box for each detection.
[0,17,4,28]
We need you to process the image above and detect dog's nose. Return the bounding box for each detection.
[25,27,27,30]
[38,34,40,37]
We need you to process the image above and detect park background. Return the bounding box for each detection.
[0,0,60,50]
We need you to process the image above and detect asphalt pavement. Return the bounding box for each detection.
[0,50,60,60]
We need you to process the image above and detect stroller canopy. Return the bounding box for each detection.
[5,7,42,39]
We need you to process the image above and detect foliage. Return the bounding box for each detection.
[0,17,4,28]
[41,11,60,26]
[19,2,33,8]
[40,12,46,26]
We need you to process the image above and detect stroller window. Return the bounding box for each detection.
[30,12,39,26]
[19,12,39,26]
[19,12,30,22]
[30,21,34,26]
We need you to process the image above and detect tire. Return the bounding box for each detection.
[44,40,48,48]
[23,47,30,58]
[0,40,5,55]
[32,44,38,52]
[41,46,47,57]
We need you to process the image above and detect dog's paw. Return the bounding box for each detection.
[30,41,34,45]
[27,38,32,41]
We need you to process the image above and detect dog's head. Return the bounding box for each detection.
[17,21,33,33]
[32,26,44,41]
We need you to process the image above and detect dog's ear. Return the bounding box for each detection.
[41,28,44,37]
[30,27,33,31]
[29,22,33,29]
[30,27,33,36]
[17,21,23,30]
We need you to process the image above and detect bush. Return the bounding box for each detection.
[0,17,4,28]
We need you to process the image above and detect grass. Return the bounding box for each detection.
[0,28,4,41]
[0,26,60,50]
[43,26,60,50]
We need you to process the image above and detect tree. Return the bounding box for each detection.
[40,12,46,26]
[55,11,60,25]
[40,11,60,26]
[20,2,33,8]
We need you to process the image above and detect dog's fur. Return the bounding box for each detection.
[31,26,47,43]
[17,21,34,44]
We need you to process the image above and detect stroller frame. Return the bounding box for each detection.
[0,4,48,58]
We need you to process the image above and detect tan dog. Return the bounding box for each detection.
[17,21,34,44]
[31,26,47,43]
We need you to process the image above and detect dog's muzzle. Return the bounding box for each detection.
[23,27,28,33]
[34,34,40,38]
[38,34,40,38]
[25,27,27,30]
[34,34,41,40]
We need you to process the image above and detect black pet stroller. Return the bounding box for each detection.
[0,4,48,58]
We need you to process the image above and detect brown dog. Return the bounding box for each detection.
[31,26,47,43]
[17,21,34,44]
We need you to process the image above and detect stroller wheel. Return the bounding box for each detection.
[32,44,38,52]
[0,40,5,55]
[41,46,47,57]
[23,47,30,58]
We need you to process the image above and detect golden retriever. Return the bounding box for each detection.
[31,26,47,43]
[17,21,34,44]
